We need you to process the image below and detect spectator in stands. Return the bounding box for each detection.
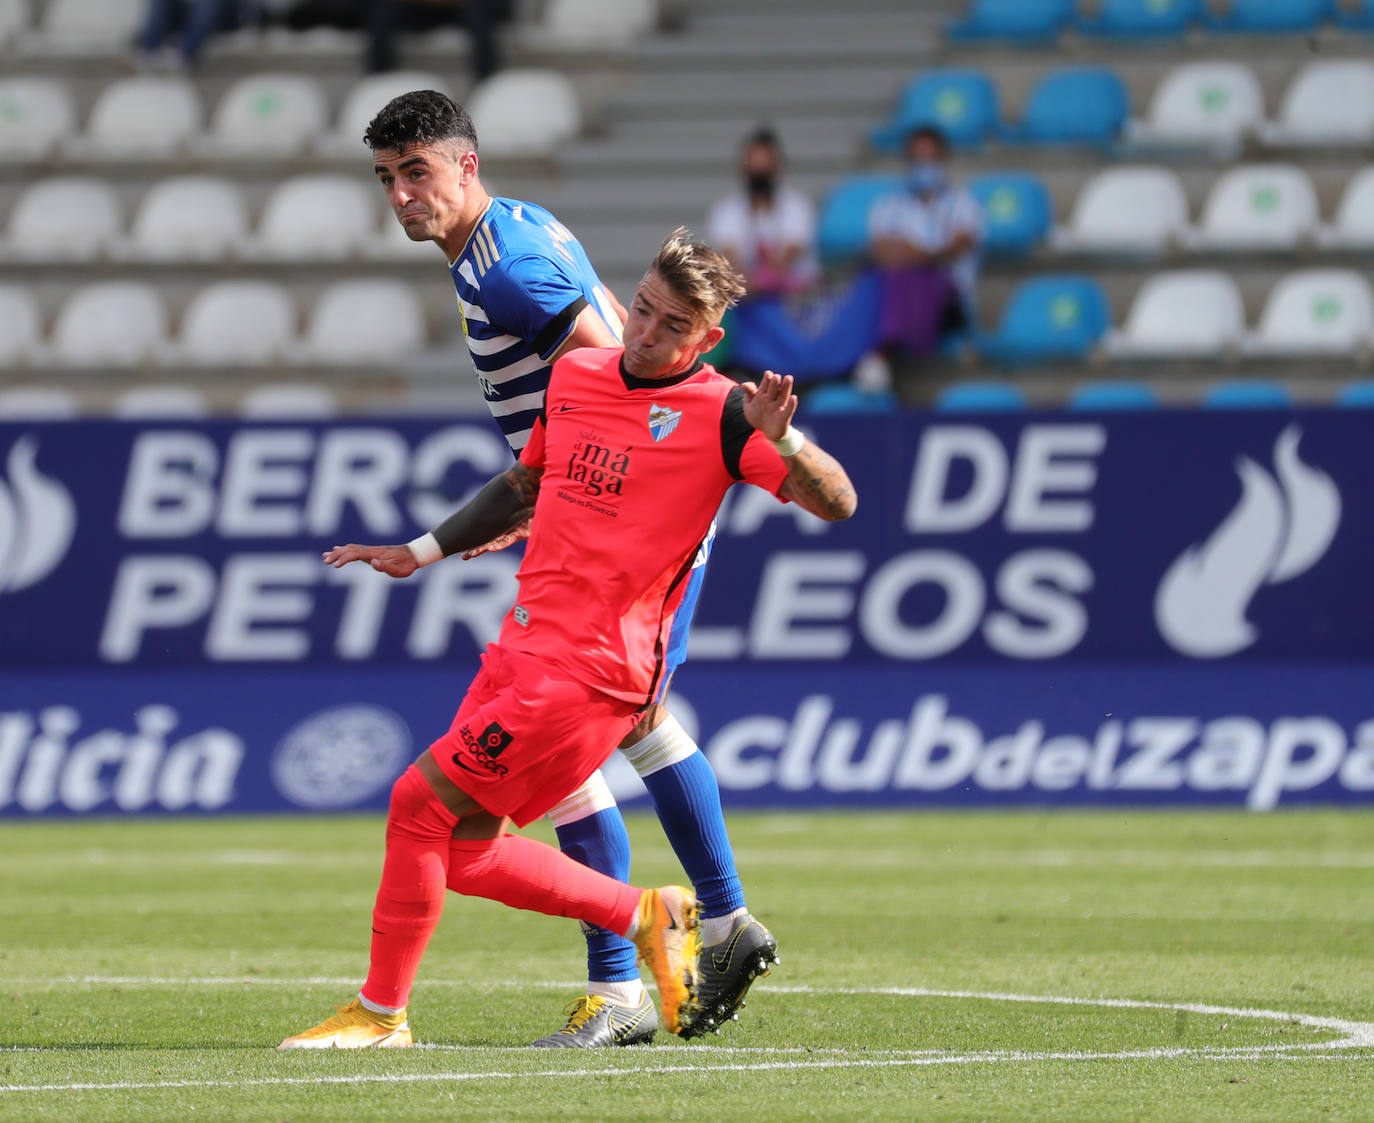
[134,0,263,69]
[854,125,982,388]
[706,127,819,299]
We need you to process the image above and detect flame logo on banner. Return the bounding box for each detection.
[0,437,77,594]
[1154,426,1340,658]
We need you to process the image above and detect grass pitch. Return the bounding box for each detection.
[2,808,1372,1121]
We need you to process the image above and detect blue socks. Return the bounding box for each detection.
[553,807,638,982]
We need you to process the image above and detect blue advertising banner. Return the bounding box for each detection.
[1,411,1370,814]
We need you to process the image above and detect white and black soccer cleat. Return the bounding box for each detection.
[680,913,779,1039]
[530,992,658,1048]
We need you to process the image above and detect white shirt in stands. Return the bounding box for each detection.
[706,185,819,292]
[868,184,983,313]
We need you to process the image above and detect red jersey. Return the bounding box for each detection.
[500,346,790,705]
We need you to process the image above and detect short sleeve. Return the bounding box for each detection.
[867,193,904,241]
[482,254,588,360]
[951,188,984,240]
[779,189,816,245]
[520,413,548,470]
[719,386,790,498]
[706,194,747,251]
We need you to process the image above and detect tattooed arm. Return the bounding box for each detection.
[742,371,857,522]
[322,460,544,576]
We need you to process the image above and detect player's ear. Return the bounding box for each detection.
[696,324,725,356]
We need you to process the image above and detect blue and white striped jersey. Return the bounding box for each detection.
[449,197,622,452]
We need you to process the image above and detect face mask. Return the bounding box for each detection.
[905,161,946,196]
[746,171,776,200]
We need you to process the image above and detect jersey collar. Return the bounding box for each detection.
[618,356,703,391]
[447,199,496,268]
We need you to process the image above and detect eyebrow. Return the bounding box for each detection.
[635,294,693,327]
[374,155,429,175]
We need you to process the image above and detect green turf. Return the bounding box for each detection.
[2,809,1372,1121]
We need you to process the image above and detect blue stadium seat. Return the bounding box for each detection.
[947,0,1074,41]
[1334,379,1374,406]
[1068,380,1160,410]
[968,172,1052,256]
[1078,0,1204,37]
[870,69,1001,153]
[935,381,1030,411]
[1003,68,1129,147]
[1208,0,1333,31]
[1335,0,1374,28]
[1202,380,1294,409]
[803,383,899,415]
[977,275,1111,365]
[816,174,901,266]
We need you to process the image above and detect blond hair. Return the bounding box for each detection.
[646,227,747,325]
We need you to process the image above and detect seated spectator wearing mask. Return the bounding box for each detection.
[854,125,982,388]
[706,127,819,299]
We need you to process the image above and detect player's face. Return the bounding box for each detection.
[622,272,723,380]
[372,141,477,253]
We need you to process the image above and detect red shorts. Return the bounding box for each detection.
[430,644,642,827]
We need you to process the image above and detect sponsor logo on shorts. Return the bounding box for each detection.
[453,720,514,777]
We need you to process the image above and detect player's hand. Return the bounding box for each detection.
[741,370,798,442]
[461,517,533,560]
[322,543,418,578]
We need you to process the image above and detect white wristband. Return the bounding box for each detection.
[407,532,443,567]
[770,427,805,457]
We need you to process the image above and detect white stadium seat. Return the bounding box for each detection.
[64,77,202,159]
[0,76,75,160]
[1184,164,1319,251]
[0,284,41,365]
[363,207,439,261]
[1244,270,1374,356]
[1258,61,1374,147]
[197,72,330,157]
[1316,166,1374,249]
[466,69,580,159]
[1104,271,1245,359]
[238,384,339,418]
[172,281,297,366]
[315,71,453,158]
[112,385,211,419]
[42,282,168,368]
[292,279,425,364]
[2,177,122,262]
[521,0,658,48]
[0,386,78,418]
[17,0,142,54]
[1125,61,1264,154]
[242,175,378,261]
[1050,166,1189,254]
[115,177,249,262]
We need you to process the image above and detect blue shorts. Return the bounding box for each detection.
[657,521,715,700]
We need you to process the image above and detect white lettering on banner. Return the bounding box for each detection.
[0,705,242,813]
[118,432,220,537]
[218,430,314,536]
[749,552,865,658]
[100,556,218,661]
[698,694,1374,810]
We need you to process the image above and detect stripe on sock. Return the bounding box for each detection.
[547,769,618,827]
[620,715,697,778]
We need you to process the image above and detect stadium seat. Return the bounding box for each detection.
[0,386,78,418]
[1335,0,1374,27]
[0,0,29,48]
[115,177,249,262]
[870,69,1001,152]
[172,281,297,366]
[1317,166,1374,248]
[1243,269,1374,355]
[1207,0,1333,32]
[42,282,168,367]
[363,209,438,262]
[1067,380,1160,409]
[291,280,426,365]
[316,71,453,157]
[1049,166,1189,254]
[935,380,1029,411]
[64,77,202,159]
[816,174,901,266]
[243,175,379,262]
[1003,68,1129,146]
[1104,271,1245,358]
[112,386,211,419]
[2,177,122,262]
[520,0,658,48]
[947,0,1073,41]
[238,384,340,418]
[1124,61,1264,153]
[1077,0,1204,37]
[1334,379,1374,406]
[0,284,41,365]
[465,69,580,159]
[196,73,330,158]
[17,0,142,54]
[977,275,1111,364]
[968,173,1052,255]
[1185,164,1319,250]
[801,383,898,415]
[1257,61,1374,147]
[0,76,76,160]
[1202,379,1294,409]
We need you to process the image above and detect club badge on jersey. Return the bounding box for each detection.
[648,404,684,443]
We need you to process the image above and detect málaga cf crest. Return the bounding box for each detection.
[648,404,683,442]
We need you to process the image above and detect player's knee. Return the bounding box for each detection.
[387,764,458,838]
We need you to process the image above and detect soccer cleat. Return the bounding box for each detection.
[680,913,779,1039]
[529,992,658,1048]
[631,885,701,1036]
[277,998,413,1050]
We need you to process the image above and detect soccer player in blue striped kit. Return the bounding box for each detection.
[365,89,776,1045]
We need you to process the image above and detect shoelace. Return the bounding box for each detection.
[558,995,606,1034]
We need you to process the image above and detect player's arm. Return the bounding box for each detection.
[322,461,543,576]
[743,371,857,522]
[549,301,621,361]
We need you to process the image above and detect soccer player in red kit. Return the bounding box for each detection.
[279,229,856,1048]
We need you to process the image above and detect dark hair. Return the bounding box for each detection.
[743,125,781,155]
[363,89,479,153]
[905,124,949,156]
